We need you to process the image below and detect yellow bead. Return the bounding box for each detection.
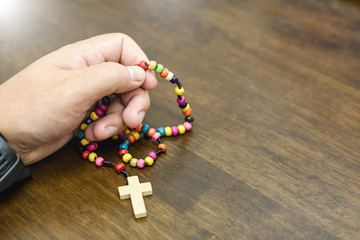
[90,112,99,121]
[145,156,154,166]
[165,72,174,81]
[81,138,90,146]
[130,158,138,167]
[112,135,119,140]
[80,123,88,130]
[131,131,140,140]
[124,128,130,134]
[148,60,157,70]
[165,126,172,137]
[175,86,184,96]
[182,104,190,112]
[178,124,186,134]
[122,153,132,163]
[88,152,97,162]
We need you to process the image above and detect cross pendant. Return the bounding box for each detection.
[118,176,153,218]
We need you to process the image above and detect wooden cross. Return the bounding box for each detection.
[118,176,153,218]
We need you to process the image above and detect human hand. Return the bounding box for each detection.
[0,33,157,166]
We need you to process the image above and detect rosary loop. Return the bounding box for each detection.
[77,60,194,218]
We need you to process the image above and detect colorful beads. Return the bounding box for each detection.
[88,152,97,162]
[155,64,164,74]
[115,163,125,173]
[144,156,154,166]
[79,60,194,173]
[148,60,157,70]
[165,127,172,137]
[122,153,132,163]
[95,157,104,166]
[175,86,184,96]
[137,159,145,168]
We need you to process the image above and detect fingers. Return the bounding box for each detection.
[84,87,151,141]
[69,63,146,108]
[121,88,151,128]
[54,33,157,90]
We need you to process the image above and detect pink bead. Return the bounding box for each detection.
[171,126,179,136]
[137,159,145,168]
[95,157,104,166]
[152,132,161,142]
[183,122,192,131]
[118,132,125,138]
[148,151,157,160]
[95,108,104,117]
[87,142,97,151]
[99,103,108,111]
[177,96,186,105]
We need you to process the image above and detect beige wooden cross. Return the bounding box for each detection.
[118,176,153,218]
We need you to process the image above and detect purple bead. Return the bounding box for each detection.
[152,132,161,142]
[101,96,111,105]
[98,103,108,112]
[137,159,145,168]
[170,75,178,84]
[179,102,188,109]
[171,126,179,136]
[177,96,186,105]
[95,108,104,117]
[148,151,157,160]
[118,132,125,138]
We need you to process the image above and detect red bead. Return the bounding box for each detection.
[115,163,126,173]
[119,149,129,157]
[82,150,90,160]
[139,61,148,70]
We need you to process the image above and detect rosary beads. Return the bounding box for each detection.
[77,60,193,218]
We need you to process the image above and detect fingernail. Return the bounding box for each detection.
[138,111,145,123]
[105,126,118,138]
[126,66,145,82]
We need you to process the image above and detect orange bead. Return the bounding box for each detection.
[158,143,167,152]
[147,128,156,137]
[127,134,136,143]
[160,68,169,78]
[135,123,143,132]
[183,108,192,117]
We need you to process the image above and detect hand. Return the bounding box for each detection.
[0,33,157,166]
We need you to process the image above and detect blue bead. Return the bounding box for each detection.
[122,139,131,146]
[157,127,165,137]
[84,117,93,124]
[78,131,85,139]
[119,143,128,150]
[101,96,111,105]
[179,101,188,109]
[142,124,150,134]
[170,75,178,84]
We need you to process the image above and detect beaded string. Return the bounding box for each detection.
[78,60,194,178]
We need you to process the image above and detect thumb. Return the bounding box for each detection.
[68,63,146,106]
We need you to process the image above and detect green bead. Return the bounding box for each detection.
[155,64,164,74]
[130,158,138,167]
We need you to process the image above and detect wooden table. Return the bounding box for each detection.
[1,0,359,239]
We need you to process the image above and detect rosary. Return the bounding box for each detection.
[78,60,193,218]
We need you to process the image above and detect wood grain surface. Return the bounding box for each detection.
[1,0,360,239]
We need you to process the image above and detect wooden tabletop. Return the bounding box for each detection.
[1,0,360,239]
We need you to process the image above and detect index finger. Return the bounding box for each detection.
[52,33,158,90]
